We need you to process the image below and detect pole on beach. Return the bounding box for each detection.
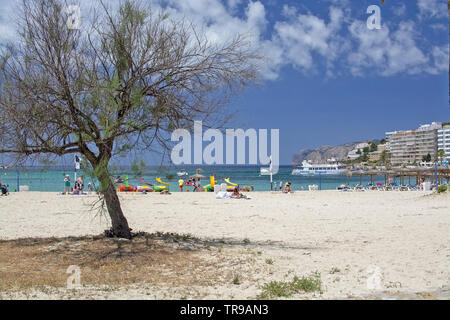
[319,172,322,190]
[16,169,19,192]
[74,155,81,183]
[269,155,273,191]
[270,171,273,191]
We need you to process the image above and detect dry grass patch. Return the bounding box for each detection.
[0,233,257,292]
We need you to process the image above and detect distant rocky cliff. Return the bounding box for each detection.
[292,140,381,165]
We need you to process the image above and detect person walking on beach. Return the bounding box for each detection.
[279,180,283,191]
[193,178,201,192]
[178,178,184,192]
[64,175,71,194]
[251,183,254,192]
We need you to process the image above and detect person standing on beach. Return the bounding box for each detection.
[75,176,84,192]
[251,183,254,192]
[194,178,201,192]
[64,175,71,194]
[279,180,283,191]
[178,178,184,192]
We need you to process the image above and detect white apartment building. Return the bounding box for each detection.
[438,123,450,162]
[347,142,370,159]
[386,122,442,165]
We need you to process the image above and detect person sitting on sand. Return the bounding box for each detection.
[283,182,292,193]
[0,181,9,196]
[230,186,249,199]
[231,187,240,198]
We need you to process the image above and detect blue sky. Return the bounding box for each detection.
[0,0,448,165]
[200,0,448,164]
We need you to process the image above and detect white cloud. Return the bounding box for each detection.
[0,0,447,80]
[348,20,433,76]
[392,3,406,16]
[227,0,243,11]
[417,0,447,19]
[272,6,346,74]
[428,45,449,74]
[0,0,21,45]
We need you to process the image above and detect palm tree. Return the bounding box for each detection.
[438,149,446,162]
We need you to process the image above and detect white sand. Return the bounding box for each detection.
[0,190,449,299]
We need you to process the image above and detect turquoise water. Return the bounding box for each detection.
[0,165,395,192]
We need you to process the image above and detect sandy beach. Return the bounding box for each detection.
[0,190,449,300]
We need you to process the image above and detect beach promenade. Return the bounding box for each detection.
[0,191,449,299]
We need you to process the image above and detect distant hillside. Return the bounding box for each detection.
[292,140,381,165]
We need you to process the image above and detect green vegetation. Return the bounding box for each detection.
[437,185,448,193]
[350,142,380,164]
[256,272,322,299]
[165,174,176,180]
[379,150,391,166]
[130,159,147,178]
[422,153,432,162]
[148,232,199,242]
[369,142,378,152]
[265,258,274,265]
[438,149,446,161]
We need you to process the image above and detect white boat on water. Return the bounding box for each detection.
[177,170,188,176]
[260,167,272,175]
[292,159,346,176]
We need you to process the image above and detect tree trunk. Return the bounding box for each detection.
[95,162,132,239]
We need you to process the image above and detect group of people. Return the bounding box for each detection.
[278,180,293,193]
[63,175,92,194]
[178,178,201,192]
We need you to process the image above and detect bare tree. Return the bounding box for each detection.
[0,0,260,238]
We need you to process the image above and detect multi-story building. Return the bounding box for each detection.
[438,123,450,163]
[386,122,441,165]
[347,142,370,160]
[368,144,387,162]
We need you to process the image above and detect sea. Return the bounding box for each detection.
[0,165,390,192]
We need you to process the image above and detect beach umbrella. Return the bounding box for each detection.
[364,170,379,185]
[345,170,352,186]
[395,167,409,185]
